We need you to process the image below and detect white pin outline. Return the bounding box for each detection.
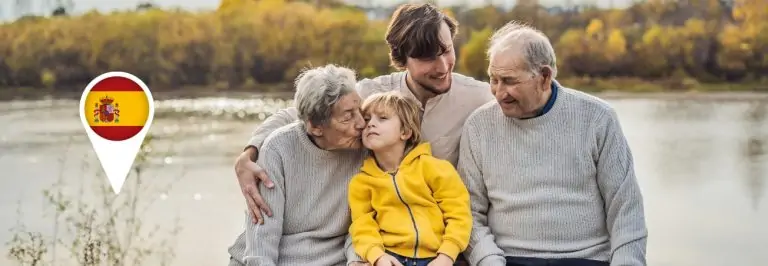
[79,71,155,195]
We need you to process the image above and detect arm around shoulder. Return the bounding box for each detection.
[347,176,385,263]
[594,109,648,266]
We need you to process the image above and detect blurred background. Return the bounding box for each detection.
[0,0,766,265]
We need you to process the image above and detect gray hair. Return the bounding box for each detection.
[487,21,558,78]
[293,64,358,127]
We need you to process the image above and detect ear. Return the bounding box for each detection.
[540,66,553,83]
[307,121,323,137]
[400,128,412,141]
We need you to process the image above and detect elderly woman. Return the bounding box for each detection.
[227,64,368,266]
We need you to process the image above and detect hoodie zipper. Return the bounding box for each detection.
[389,171,420,261]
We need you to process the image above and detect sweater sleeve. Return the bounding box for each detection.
[425,159,473,261]
[347,176,386,263]
[594,109,648,266]
[243,144,287,266]
[457,120,506,266]
[245,107,299,151]
[344,234,365,265]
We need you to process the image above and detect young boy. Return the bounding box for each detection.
[348,91,472,266]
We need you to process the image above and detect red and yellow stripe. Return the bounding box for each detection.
[85,76,149,141]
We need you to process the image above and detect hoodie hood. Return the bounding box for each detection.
[360,142,432,177]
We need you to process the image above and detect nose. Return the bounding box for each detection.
[435,55,449,73]
[353,112,365,130]
[503,84,519,97]
[365,118,376,129]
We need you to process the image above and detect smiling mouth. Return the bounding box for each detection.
[503,99,517,104]
[429,74,447,80]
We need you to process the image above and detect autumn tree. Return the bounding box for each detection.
[459,28,493,80]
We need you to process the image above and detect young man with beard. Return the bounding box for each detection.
[228,3,492,266]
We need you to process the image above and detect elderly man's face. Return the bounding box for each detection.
[488,49,551,118]
[404,21,455,96]
[320,92,365,150]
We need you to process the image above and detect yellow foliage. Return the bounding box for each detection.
[605,29,627,62]
[683,19,707,36]
[585,19,604,37]
[717,23,754,71]
[459,28,493,80]
[557,29,585,56]
[0,1,767,89]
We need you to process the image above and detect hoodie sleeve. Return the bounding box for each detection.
[348,176,386,263]
[425,159,473,261]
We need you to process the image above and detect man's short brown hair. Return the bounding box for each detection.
[361,91,422,148]
[385,3,459,70]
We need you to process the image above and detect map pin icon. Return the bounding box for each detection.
[79,72,155,194]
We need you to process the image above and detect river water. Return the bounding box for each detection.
[1,94,766,266]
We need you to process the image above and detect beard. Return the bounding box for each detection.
[415,76,451,96]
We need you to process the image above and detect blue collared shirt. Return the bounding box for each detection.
[536,81,558,117]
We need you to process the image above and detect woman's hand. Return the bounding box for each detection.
[374,254,404,266]
[234,147,274,224]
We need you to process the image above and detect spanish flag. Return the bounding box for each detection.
[84,76,150,141]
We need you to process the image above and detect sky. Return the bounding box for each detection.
[0,0,636,21]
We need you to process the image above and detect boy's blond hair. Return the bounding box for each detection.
[361,91,422,148]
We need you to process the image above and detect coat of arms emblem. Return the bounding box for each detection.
[93,95,120,123]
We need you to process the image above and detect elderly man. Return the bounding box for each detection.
[458,22,648,266]
[228,64,368,265]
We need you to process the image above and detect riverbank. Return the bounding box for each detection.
[1,78,766,102]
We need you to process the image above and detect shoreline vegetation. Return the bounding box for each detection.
[2,77,766,102]
[0,0,766,97]
[5,135,182,266]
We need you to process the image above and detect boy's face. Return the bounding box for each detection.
[362,110,409,152]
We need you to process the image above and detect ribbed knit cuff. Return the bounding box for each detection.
[477,255,506,266]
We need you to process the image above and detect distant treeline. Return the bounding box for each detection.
[0,0,765,92]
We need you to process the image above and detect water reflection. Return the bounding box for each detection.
[643,98,768,211]
[743,101,767,210]
[2,95,767,266]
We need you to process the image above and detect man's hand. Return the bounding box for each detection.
[374,254,403,266]
[427,254,454,266]
[234,147,275,224]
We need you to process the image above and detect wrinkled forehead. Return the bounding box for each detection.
[489,47,529,74]
[331,92,361,114]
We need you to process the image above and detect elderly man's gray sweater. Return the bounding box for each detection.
[228,122,366,266]
[458,87,648,266]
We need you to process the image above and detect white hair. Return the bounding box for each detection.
[293,64,358,126]
[487,21,558,78]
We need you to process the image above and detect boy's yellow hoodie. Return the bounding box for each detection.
[348,142,472,263]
